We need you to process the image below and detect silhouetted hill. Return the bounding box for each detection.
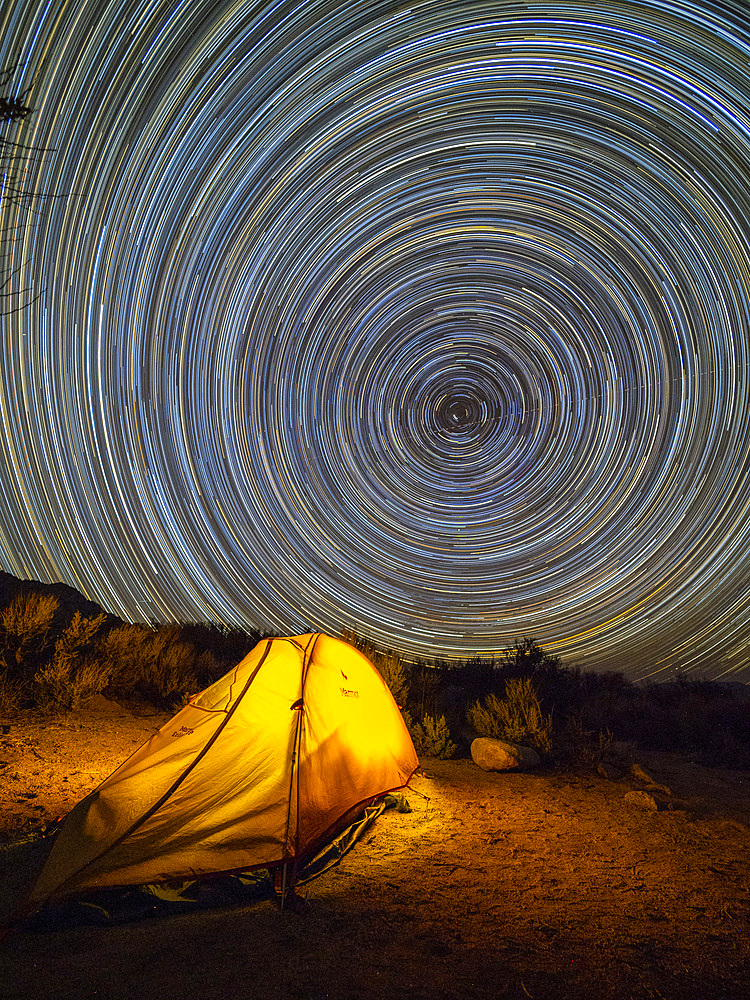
[0,571,123,630]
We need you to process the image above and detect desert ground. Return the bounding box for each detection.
[1,695,748,1000]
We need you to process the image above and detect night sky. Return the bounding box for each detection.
[1,0,748,680]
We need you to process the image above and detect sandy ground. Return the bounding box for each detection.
[1,697,749,1000]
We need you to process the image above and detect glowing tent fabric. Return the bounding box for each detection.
[29,633,418,906]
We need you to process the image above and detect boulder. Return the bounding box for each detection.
[471,737,541,772]
[629,763,672,796]
[623,790,658,811]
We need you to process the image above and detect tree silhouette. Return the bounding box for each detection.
[0,94,32,123]
[0,62,42,313]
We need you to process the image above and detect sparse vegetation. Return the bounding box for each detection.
[337,631,750,769]
[100,621,260,707]
[0,584,261,713]
[0,667,21,714]
[561,714,615,769]
[0,579,747,771]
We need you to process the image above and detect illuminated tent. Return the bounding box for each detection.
[28,633,418,908]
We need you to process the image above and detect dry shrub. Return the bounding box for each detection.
[0,669,22,714]
[98,623,153,694]
[467,677,552,755]
[101,623,199,705]
[374,651,410,707]
[194,648,221,687]
[406,712,457,759]
[409,661,443,719]
[169,622,258,676]
[602,681,750,767]
[153,639,200,701]
[98,623,146,681]
[561,714,614,768]
[0,592,59,671]
[33,611,108,711]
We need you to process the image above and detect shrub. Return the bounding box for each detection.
[561,714,614,768]
[100,623,199,705]
[97,623,145,683]
[408,661,443,718]
[374,651,410,707]
[167,622,259,678]
[406,712,457,759]
[467,677,552,755]
[193,648,222,688]
[442,655,503,705]
[33,610,109,711]
[34,657,108,712]
[0,592,59,673]
[0,669,21,714]
[151,638,200,702]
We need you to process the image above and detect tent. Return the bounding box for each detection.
[27,632,418,910]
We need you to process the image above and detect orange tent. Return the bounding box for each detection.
[29,633,418,908]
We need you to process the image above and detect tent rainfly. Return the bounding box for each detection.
[28,632,419,909]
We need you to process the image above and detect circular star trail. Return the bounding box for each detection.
[1,0,749,678]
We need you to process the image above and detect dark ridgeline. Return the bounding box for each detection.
[0,570,121,630]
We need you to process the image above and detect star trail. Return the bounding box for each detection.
[1,0,748,679]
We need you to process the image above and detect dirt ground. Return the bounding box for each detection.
[1,696,749,1000]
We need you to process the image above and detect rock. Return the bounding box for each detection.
[471,737,541,772]
[629,763,672,795]
[624,790,659,811]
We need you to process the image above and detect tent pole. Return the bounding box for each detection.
[280,862,288,910]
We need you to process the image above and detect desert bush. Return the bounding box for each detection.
[33,610,108,711]
[152,638,200,701]
[560,714,614,769]
[98,623,145,679]
[562,673,750,768]
[501,639,590,717]
[442,655,503,705]
[94,620,267,707]
[506,637,558,673]
[100,623,199,705]
[0,669,22,714]
[54,610,106,672]
[406,712,457,759]
[374,651,410,707]
[34,657,111,712]
[0,592,59,674]
[193,648,221,688]
[467,677,552,755]
[607,681,750,767]
[440,640,584,721]
[408,661,443,718]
